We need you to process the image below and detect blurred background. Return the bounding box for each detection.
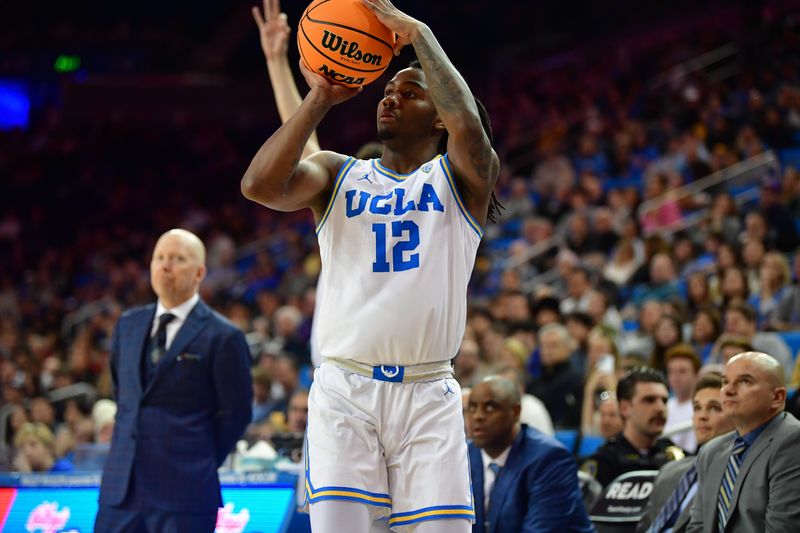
[2,0,800,525]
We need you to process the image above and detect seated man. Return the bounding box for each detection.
[686,352,800,532]
[637,372,734,533]
[467,376,593,532]
[581,367,682,488]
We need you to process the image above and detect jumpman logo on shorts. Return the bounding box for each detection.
[442,381,455,397]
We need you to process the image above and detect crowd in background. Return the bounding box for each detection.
[2,5,800,479]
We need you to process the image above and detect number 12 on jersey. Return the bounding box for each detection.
[372,221,420,272]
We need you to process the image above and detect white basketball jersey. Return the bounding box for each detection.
[315,154,483,366]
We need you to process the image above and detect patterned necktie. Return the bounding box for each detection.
[151,313,176,365]
[486,462,502,513]
[717,438,749,532]
[647,463,697,533]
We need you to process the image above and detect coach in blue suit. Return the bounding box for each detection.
[466,376,593,533]
[95,229,252,533]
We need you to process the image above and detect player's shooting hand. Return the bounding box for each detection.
[252,0,291,61]
[360,0,423,56]
[299,60,362,106]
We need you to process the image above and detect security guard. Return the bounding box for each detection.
[581,367,683,488]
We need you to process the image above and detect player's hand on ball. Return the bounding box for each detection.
[360,0,422,56]
[299,60,362,104]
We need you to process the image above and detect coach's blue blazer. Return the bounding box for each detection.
[469,424,594,533]
[98,300,252,513]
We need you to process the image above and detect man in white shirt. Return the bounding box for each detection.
[663,345,701,453]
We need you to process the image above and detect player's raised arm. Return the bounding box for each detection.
[240,63,358,218]
[252,0,321,158]
[362,0,500,225]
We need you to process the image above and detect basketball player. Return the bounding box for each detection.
[241,0,500,531]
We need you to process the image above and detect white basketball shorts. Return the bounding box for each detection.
[304,362,474,530]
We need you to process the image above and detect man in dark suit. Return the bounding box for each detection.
[686,352,800,533]
[467,376,593,533]
[95,228,253,533]
[637,372,734,533]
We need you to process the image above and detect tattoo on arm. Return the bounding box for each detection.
[412,27,494,175]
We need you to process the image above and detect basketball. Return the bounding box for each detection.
[298,0,396,88]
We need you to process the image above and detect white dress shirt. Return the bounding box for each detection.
[151,293,199,350]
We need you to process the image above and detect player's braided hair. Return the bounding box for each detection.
[408,60,504,223]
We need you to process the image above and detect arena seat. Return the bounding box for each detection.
[578,434,605,458]
[555,429,578,454]
[778,331,800,365]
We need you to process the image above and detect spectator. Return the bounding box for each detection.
[561,266,594,315]
[685,272,713,316]
[527,323,584,428]
[686,352,800,532]
[92,399,117,444]
[604,239,642,287]
[769,248,800,331]
[705,192,741,244]
[690,306,722,363]
[719,266,750,308]
[286,389,308,434]
[722,303,793,381]
[759,179,800,252]
[741,238,766,295]
[532,296,563,328]
[251,366,284,425]
[649,314,684,373]
[597,393,624,441]
[454,338,486,388]
[641,173,683,233]
[497,366,554,436]
[619,299,663,358]
[637,372,734,533]
[584,288,624,335]
[663,344,702,453]
[28,395,57,431]
[13,422,73,472]
[747,251,791,328]
[580,328,619,435]
[629,253,683,310]
[467,377,593,533]
[580,367,679,488]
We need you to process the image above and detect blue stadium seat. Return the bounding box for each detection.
[555,429,578,454]
[578,434,605,458]
[778,331,800,365]
[779,147,800,169]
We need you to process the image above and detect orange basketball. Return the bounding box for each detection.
[298,0,396,88]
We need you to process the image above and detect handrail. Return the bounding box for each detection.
[637,150,779,227]
[47,383,97,407]
[522,266,562,295]
[503,234,564,270]
[647,186,761,236]
[60,297,117,340]
[647,42,739,90]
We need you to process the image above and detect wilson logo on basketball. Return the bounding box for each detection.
[320,30,383,66]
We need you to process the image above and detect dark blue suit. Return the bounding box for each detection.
[469,424,594,533]
[97,299,252,529]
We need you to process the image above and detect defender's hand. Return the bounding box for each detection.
[252,0,291,61]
